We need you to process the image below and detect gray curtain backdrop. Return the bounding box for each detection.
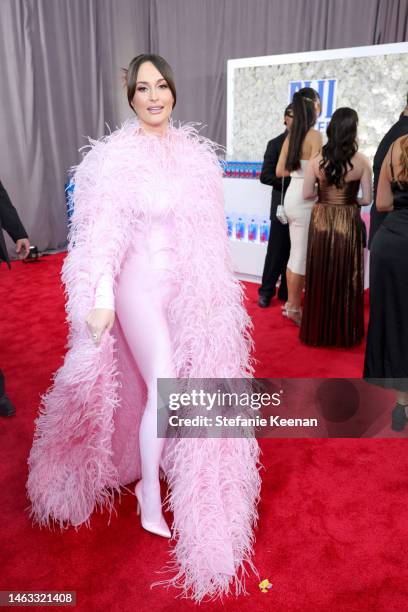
[0,0,407,251]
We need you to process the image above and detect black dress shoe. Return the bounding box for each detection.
[0,395,16,417]
[391,403,408,432]
[258,295,271,308]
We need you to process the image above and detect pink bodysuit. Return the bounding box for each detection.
[94,196,178,517]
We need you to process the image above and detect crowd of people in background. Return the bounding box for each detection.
[259,88,408,429]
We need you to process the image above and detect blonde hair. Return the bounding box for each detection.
[398,135,408,184]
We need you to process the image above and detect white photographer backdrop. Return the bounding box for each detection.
[224,42,408,283]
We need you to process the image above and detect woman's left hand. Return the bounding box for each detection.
[86,308,115,346]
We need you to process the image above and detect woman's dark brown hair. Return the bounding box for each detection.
[286,87,320,172]
[319,107,358,188]
[123,54,177,112]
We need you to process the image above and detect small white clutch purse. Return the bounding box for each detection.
[276,177,288,224]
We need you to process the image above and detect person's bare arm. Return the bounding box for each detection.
[357,155,373,206]
[276,137,290,177]
[303,156,319,199]
[309,130,323,158]
[376,148,394,212]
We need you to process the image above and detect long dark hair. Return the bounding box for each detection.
[286,87,320,171]
[319,108,358,187]
[123,54,177,112]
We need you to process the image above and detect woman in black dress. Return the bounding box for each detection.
[364,135,408,430]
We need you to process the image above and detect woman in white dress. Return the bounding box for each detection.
[276,88,322,325]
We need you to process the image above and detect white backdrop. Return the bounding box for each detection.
[227,42,408,160]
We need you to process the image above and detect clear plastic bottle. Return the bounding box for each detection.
[248,218,258,242]
[65,176,75,225]
[236,217,245,240]
[260,220,270,244]
[226,216,233,238]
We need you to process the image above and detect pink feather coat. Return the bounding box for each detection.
[27,119,261,601]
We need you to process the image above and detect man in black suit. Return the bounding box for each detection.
[258,105,293,307]
[1,180,30,416]
[369,93,408,248]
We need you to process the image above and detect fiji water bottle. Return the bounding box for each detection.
[248,218,258,242]
[236,217,245,240]
[226,216,233,238]
[260,220,270,244]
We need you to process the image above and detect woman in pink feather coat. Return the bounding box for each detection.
[27,54,260,601]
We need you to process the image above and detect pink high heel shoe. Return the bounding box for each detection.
[135,480,171,539]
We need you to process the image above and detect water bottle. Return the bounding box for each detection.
[248,218,258,242]
[65,177,75,225]
[236,217,245,240]
[226,216,233,238]
[260,220,270,244]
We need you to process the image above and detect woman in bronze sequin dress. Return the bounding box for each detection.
[300,108,372,347]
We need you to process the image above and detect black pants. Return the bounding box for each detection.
[258,217,290,300]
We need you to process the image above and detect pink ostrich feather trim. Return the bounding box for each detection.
[27,119,261,601]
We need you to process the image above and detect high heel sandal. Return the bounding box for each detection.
[285,306,302,326]
[135,480,171,539]
[281,301,290,317]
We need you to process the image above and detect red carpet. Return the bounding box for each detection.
[247,284,369,379]
[1,253,407,611]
